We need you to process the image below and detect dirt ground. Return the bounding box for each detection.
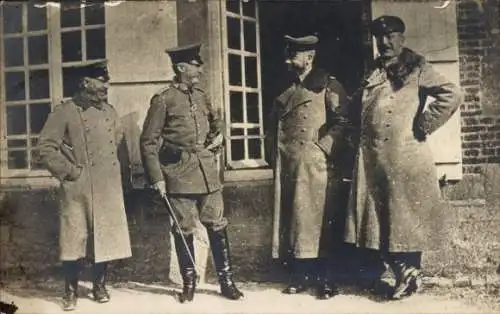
[1,278,498,314]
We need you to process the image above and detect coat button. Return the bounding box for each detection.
[386,124,390,127]
[388,110,392,114]
[301,128,306,132]
[85,127,90,132]
[300,140,305,145]
[108,128,112,132]
[109,140,113,144]
[384,138,389,142]
[303,115,308,119]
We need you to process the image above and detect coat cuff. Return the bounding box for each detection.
[316,135,334,157]
[64,165,82,181]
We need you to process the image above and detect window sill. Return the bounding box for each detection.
[0,176,59,191]
[223,168,273,183]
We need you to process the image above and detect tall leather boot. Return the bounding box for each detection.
[282,259,310,294]
[92,262,110,303]
[62,261,79,311]
[207,228,244,300]
[174,232,196,303]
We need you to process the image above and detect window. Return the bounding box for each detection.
[1,1,106,177]
[222,0,267,169]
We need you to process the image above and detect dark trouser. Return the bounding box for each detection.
[388,252,422,270]
[288,258,329,283]
[168,191,228,235]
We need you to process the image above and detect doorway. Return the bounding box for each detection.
[259,0,367,126]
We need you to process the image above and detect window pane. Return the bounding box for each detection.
[4,38,24,67]
[231,128,244,136]
[226,0,240,14]
[7,139,27,149]
[61,3,81,28]
[85,2,105,25]
[7,105,27,135]
[29,70,50,99]
[61,31,82,62]
[2,3,23,34]
[29,103,51,134]
[243,21,257,53]
[229,91,243,123]
[31,149,44,170]
[248,138,262,159]
[227,17,240,50]
[28,3,47,31]
[86,28,106,60]
[5,72,26,101]
[8,150,28,169]
[62,67,82,98]
[245,56,258,88]
[228,54,242,86]
[242,0,256,17]
[231,139,244,161]
[246,92,259,123]
[28,35,49,65]
[248,128,260,136]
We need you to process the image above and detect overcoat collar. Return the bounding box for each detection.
[276,68,329,117]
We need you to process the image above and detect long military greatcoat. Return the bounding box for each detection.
[38,97,132,263]
[269,69,348,259]
[140,82,223,193]
[344,49,462,253]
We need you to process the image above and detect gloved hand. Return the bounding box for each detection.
[152,180,167,197]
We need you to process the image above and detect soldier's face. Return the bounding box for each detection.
[178,62,203,86]
[83,77,108,103]
[285,49,313,73]
[375,32,405,59]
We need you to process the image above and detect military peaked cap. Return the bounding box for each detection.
[66,60,109,82]
[284,35,319,52]
[165,43,204,65]
[371,15,406,36]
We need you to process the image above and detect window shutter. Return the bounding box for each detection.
[372,0,463,180]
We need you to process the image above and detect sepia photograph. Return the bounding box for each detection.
[0,0,499,313]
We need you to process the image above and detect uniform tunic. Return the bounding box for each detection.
[38,98,132,262]
[268,69,348,259]
[140,82,227,235]
[344,50,462,253]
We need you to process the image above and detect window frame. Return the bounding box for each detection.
[221,0,269,171]
[0,2,106,180]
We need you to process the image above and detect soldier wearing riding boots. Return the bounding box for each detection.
[344,15,463,300]
[140,43,244,303]
[38,61,132,311]
[267,34,349,299]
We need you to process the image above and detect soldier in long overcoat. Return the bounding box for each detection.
[267,35,349,299]
[344,16,463,300]
[38,61,132,311]
[140,43,243,303]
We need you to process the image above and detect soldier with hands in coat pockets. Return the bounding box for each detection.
[267,34,349,300]
[38,61,132,311]
[140,43,244,303]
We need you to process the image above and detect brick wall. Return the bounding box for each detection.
[458,0,500,174]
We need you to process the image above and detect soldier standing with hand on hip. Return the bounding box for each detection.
[140,43,244,303]
[344,15,462,300]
